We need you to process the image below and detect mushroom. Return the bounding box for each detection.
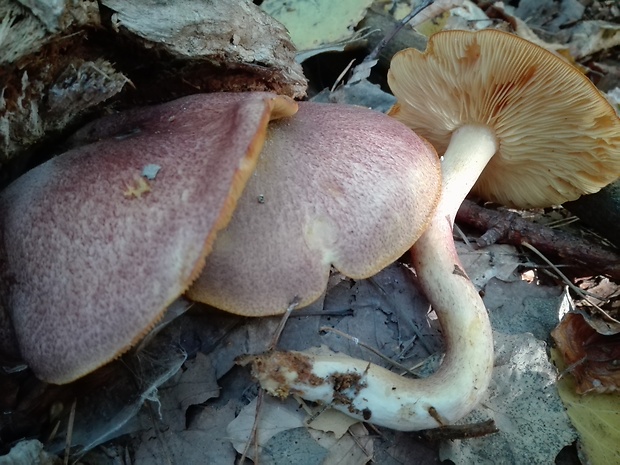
[245,30,620,431]
[387,31,619,425]
[187,101,441,314]
[387,29,619,421]
[0,92,297,384]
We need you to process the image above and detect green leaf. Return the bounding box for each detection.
[261,0,373,50]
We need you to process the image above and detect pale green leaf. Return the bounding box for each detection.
[261,0,373,50]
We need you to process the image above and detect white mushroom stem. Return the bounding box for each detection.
[408,124,498,426]
[246,125,500,431]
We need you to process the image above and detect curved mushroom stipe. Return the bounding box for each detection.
[0,92,297,384]
[188,102,441,315]
[240,133,495,430]
[245,145,496,430]
[385,30,618,424]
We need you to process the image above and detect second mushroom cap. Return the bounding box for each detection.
[188,101,441,315]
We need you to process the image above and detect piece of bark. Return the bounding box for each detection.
[0,0,100,65]
[0,55,130,184]
[456,199,620,280]
[0,1,122,183]
[1,0,307,187]
[100,0,307,101]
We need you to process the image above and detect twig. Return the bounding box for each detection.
[545,215,580,229]
[521,242,620,325]
[456,199,620,280]
[268,296,300,351]
[319,326,421,377]
[241,297,301,464]
[453,222,473,249]
[347,425,374,460]
[63,398,77,465]
[348,0,435,84]
[238,390,264,465]
[331,59,356,92]
[420,418,499,441]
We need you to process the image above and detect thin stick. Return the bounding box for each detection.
[347,426,373,460]
[331,59,357,92]
[522,242,620,324]
[241,297,301,464]
[365,0,434,63]
[545,216,580,229]
[453,222,472,249]
[267,297,300,350]
[420,418,499,441]
[238,389,264,465]
[320,326,420,377]
[63,398,77,465]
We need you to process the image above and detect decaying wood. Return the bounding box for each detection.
[0,0,100,64]
[0,0,122,184]
[456,199,620,280]
[100,0,307,100]
[0,0,307,186]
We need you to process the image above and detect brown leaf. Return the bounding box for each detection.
[552,312,620,393]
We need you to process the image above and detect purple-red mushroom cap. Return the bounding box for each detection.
[187,101,441,316]
[0,92,297,384]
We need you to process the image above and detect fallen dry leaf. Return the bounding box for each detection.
[552,312,620,393]
[308,422,373,465]
[227,396,306,456]
[306,408,360,439]
[457,243,521,289]
[133,402,238,465]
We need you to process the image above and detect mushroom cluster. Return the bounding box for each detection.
[0,92,440,385]
[1,29,618,434]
